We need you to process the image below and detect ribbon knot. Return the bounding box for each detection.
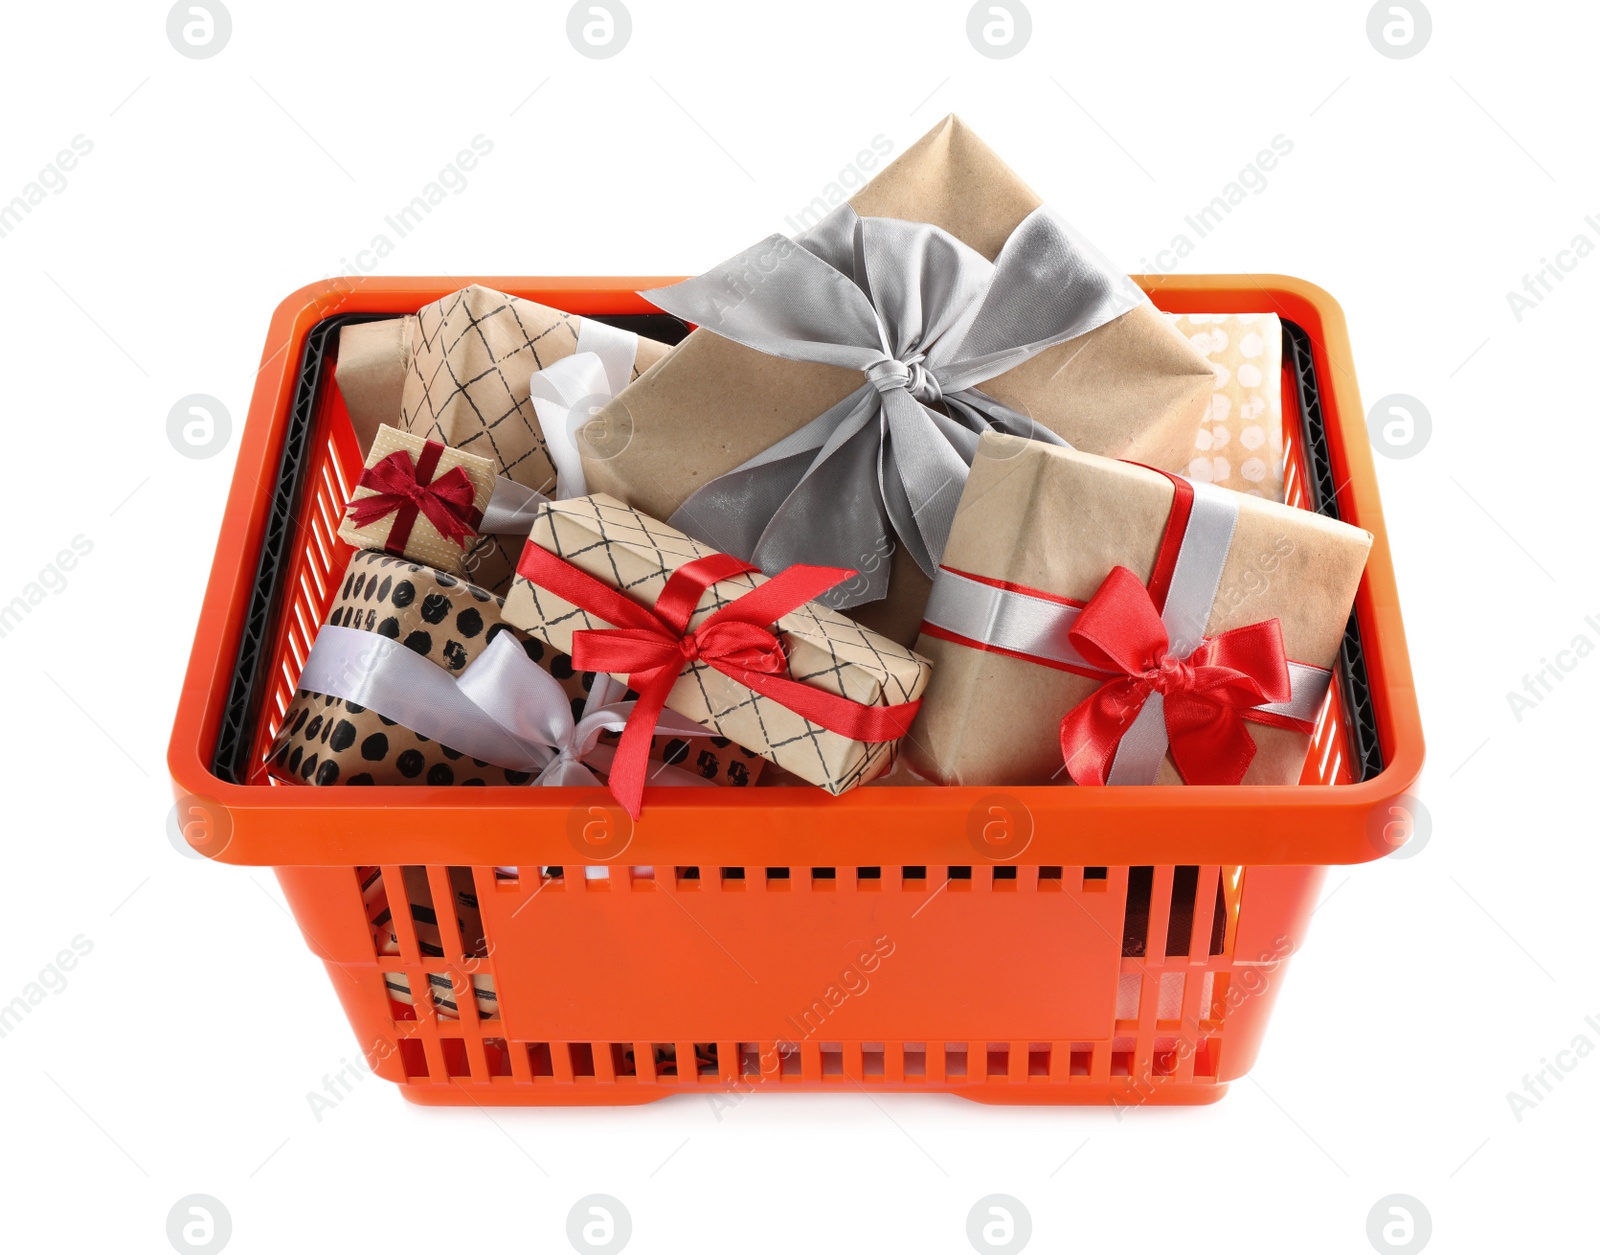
[345,444,482,554]
[864,354,942,404]
[1142,652,1197,698]
[645,205,1147,607]
[1058,565,1294,786]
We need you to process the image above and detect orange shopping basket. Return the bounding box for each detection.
[167,275,1423,1107]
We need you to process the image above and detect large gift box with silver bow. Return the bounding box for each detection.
[336,284,672,591]
[906,434,1372,787]
[581,116,1215,646]
[501,495,931,814]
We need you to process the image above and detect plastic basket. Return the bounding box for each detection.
[168,276,1423,1106]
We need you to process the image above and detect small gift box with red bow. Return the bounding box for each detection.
[906,434,1371,787]
[337,425,496,576]
[501,494,932,816]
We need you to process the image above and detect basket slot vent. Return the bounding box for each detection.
[1122,867,1154,957]
[440,1039,471,1078]
[483,1038,513,1077]
[1165,866,1199,957]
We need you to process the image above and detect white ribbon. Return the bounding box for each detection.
[476,317,640,533]
[296,624,712,787]
[921,478,1333,786]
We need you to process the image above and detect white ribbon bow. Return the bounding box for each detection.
[296,625,712,787]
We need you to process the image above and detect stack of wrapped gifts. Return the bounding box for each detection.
[271,116,1369,816]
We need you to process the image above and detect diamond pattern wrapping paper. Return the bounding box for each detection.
[336,285,673,592]
[1167,313,1287,502]
[502,495,933,795]
[336,425,496,576]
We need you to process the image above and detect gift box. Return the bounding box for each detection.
[501,494,930,812]
[336,425,497,577]
[581,115,1215,645]
[906,434,1371,787]
[269,551,594,786]
[336,285,672,590]
[1168,313,1287,502]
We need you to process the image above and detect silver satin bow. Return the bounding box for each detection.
[642,203,1145,607]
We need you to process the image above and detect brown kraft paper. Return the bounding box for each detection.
[905,434,1372,787]
[336,424,497,577]
[502,495,932,795]
[581,115,1216,645]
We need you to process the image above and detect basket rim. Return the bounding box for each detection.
[167,274,1424,868]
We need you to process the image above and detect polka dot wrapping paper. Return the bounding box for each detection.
[1166,314,1286,503]
[269,551,763,790]
[269,552,593,787]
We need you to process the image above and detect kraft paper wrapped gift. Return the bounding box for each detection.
[502,494,931,803]
[336,285,673,590]
[269,552,591,787]
[1168,313,1287,502]
[582,115,1216,645]
[906,434,1371,787]
[337,425,496,577]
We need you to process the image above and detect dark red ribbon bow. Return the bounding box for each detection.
[517,545,923,817]
[1058,566,1293,786]
[346,443,482,554]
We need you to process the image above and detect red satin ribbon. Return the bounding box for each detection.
[517,545,923,817]
[1057,565,1294,785]
[346,442,482,554]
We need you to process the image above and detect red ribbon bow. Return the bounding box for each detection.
[517,545,923,817]
[346,443,482,554]
[1058,565,1293,786]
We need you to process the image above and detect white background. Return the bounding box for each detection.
[1,2,1593,1252]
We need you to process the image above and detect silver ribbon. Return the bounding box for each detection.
[643,204,1145,606]
[296,625,712,786]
